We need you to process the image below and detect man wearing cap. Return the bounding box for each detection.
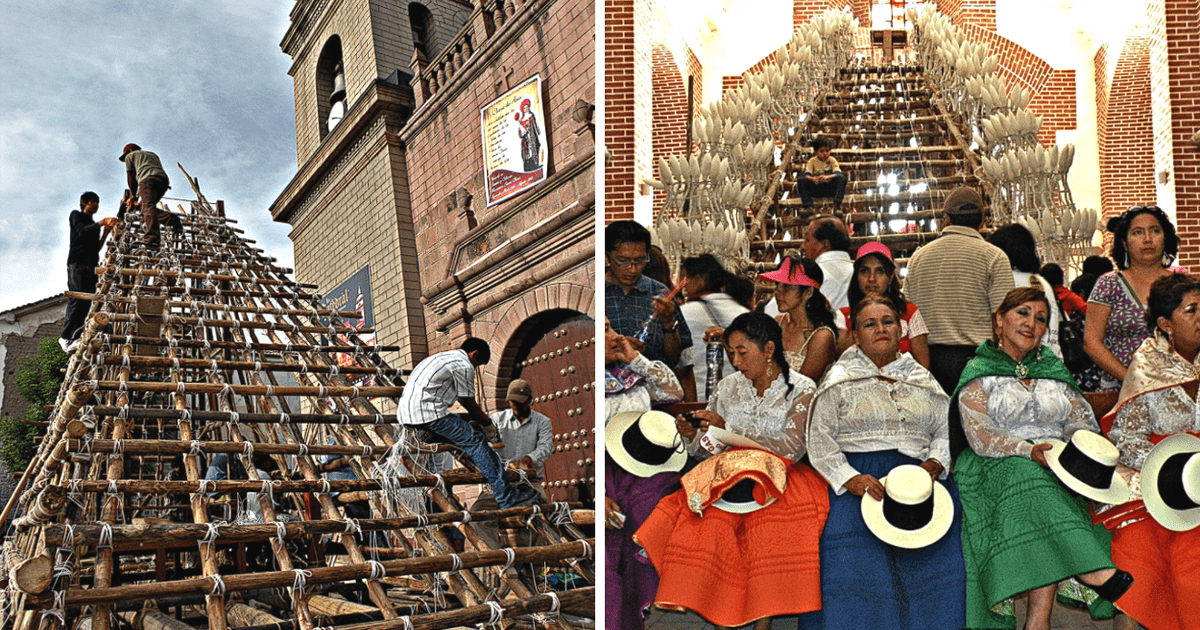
[801,216,854,311]
[119,143,178,247]
[59,191,118,353]
[906,186,1014,394]
[470,379,554,535]
[397,337,518,509]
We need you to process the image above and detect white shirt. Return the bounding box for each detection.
[807,347,950,494]
[604,354,684,423]
[1111,385,1200,470]
[958,375,1098,460]
[397,349,474,425]
[686,368,816,463]
[816,250,853,311]
[678,293,749,401]
[489,408,554,476]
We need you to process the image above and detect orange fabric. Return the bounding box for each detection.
[634,459,830,626]
[680,448,789,514]
[1109,517,1200,630]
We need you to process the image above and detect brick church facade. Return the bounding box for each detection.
[270,0,596,498]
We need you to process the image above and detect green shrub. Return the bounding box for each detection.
[0,337,68,473]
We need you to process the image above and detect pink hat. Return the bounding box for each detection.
[760,257,820,288]
[855,241,893,262]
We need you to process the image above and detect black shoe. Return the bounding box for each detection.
[1085,569,1134,602]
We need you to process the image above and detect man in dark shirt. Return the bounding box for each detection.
[604,220,691,366]
[60,192,117,352]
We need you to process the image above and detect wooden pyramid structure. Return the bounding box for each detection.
[0,177,594,630]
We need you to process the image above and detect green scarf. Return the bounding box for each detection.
[952,340,1081,398]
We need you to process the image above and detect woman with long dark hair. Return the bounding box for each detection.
[677,254,749,401]
[762,255,838,381]
[1084,205,1182,390]
[836,242,930,368]
[635,312,829,630]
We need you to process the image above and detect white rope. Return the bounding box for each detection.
[193,479,216,503]
[367,560,386,580]
[261,480,281,506]
[243,442,254,458]
[399,616,414,630]
[109,439,123,460]
[478,600,504,630]
[544,591,561,618]
[98,523,113,549]
[501,548,517,573]
[279,412,291,424]
[433,474,447,497]
[362,445,372,458]
[551,502,574,525]
[275,521,288,549]
[343,518,362,536]
[229,410,240,424]
[449,553,463,571]
[297,443,309,457]
[201,521,226,549]
[265,385,275,398]
[189,440,206,456]
[525,504,542,527]
[290,569,312,611]
[209,574,226,596]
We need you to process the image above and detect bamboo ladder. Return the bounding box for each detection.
[0,177,594,630]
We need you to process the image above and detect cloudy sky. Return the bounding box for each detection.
[0,1,300,312]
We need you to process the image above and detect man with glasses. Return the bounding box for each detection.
[604,220,691,366]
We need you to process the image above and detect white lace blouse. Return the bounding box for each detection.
[686,368,816,463]
[958,376,1099,460]
[1110,386,1200,470]
[604,354,684,424]
[808,354,950,494]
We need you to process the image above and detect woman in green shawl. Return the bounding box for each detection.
[953,286,1134,629]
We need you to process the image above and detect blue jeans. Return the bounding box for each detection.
[425,414,518,509]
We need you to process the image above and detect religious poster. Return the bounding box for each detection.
[318,265,379,401]
[480,75,546,206]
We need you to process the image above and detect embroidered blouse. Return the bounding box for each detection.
[807,347,950,494]
[1110,387,1200,470]
[686,368,816,463]
[958,375,1099,460]
[604,354,684,424]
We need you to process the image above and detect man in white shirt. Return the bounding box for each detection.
[487,379,553,507]
[397,337,517,508]
[802,216,854,311]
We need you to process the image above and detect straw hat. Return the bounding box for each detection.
[860,464,954,549]
[760,257,820,287]
[1044,431,1131,504]
[605,411,687,478]
[711,477,778,514]
[1140,433,1200,531]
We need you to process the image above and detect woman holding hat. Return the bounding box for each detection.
[1098,273,1200,630]
[835,241,931,369]
[804,296,964,629]
[604,316,687,630]
[953,286,1133,629]
[763,255,838,382]
[635,312,830,629]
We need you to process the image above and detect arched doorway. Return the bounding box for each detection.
[501,309,595,504]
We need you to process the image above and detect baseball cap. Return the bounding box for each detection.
[506,379,532,404]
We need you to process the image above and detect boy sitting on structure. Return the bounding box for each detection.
[796,136,847,210]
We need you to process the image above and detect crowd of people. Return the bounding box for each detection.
[604,188,1199,630]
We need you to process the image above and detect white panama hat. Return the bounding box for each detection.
[711,477,779,514]
[861,464,954,549]
[605,410,687,478]
[1045,431,1131,504]
[1140,433,1200,531]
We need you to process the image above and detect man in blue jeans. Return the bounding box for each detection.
[397,337,518,509]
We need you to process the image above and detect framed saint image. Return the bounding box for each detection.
[480,74,546,205]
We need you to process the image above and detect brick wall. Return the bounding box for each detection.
[1096,36,1155,230]
[402,0,596,358]
[2,321,61,426]
[936,0,996,31]
[604,0,637,222]
[651,45,690,217]
[1162,0,1200,270]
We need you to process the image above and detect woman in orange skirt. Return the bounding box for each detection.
[635,312,830,630]
[1102,273,1200,630]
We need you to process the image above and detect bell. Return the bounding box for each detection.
[330,67,346,104]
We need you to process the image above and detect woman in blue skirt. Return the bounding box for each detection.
[803,296,966,629]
